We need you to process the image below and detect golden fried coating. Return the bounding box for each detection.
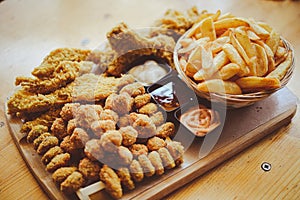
[117,146,133,166]
[37,136,59,155]
[60,171,85,194]
[119,82,145,97]
[99,109,119,123]
[100,165,123,199]
[33,132,51,150]
[70,128,90,148]
[74,104,102,128]
[165,138,184,166]
[86,49,117,74]
[138,154,155,177]
[84,139,105,161]
[99,130,122,153]
[117,167,135,190]
[46,153,71,172]
[132,114,156,139]
[129,144,148,158]
[26,125,48,143]
[104,93,134,115]
[116,74,136,90]
[67,119,77,135]
[150,111,165,126]
[129,159,144,182]
[138,103,158,115]
[51,118,68,140]
[52,166,77,184]
[156,122,175,139]
[91,120,116,137]
[78,157,101,182]
[147,136,166,151]
[134,93,151,109]
[148,151,164,175]
[60,103,80,121]
[41,146,63,165]
[60,135,80,155]
[158,147,175,169]
[119,126,138,147]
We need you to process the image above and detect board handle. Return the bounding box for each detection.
[76,181,106,200]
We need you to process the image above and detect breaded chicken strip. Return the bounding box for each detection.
[100,165,123,199]
[60,171,85,194]
[52,166,77,184]
[119,126,138,147]
[129,159,144,182]
[41,146,63,165]
[78,157,101,182]
[117,167,135,190]
[46,153,70,172]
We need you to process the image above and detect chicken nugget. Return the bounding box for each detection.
[84,139,105,161]
[148,151,164,175]
[117,146,133,166]
[91,120,116,137]
[117,167,135,190]
[70,127,89,148]
[60,103,80,121]
[46,153,70,172]
[33,132,51,150]
[99,109,119,123]
[129,159,144,182]
[99,130,122,153]
[52,166,77,184]
[138,103,158,115]
[129,144,148,158]
[134,93,151,108]
[158,147,175,169]
[60,135,80,155]
[66,119,77,135]
[78,157,101,182]
[26,125,48,143]
[42,146,63,165]
[60,171,85,194]
[117,74,136,90]
[51,118,68,140]
[133,114,156,139]
[156,122,175,139]
[150,111,165,126]
[37,136,59,155]
[100,165,123,199]
[138,154,155,177]
[119,126,138,147]
[147,136,166,151]
[74,104,102,128]
[119,82,145,97]
[165,138,185,166]
[105,93,133,115]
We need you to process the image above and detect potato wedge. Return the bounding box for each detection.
[262,43,275,73]
[248,19,270,39]
[223,43,249,76]
[210,36,230,54]
[266,30,280,54]
[235,31,256,58]
[267,51,292,80]
[229,31,251,65]
[236,76,281,93]
[197,79,242,94]
[217,63,240,80]
[213,50,230,71]
[254,43,268,77]
[214,17,249,30]
[200,17,217,41]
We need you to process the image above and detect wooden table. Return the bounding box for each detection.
[0,0,299,199]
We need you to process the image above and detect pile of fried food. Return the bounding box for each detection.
[177,10,293,94]
[6,7,211,199]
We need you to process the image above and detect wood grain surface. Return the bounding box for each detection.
[1,0,300,200]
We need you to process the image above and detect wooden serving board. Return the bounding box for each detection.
[6,87,298,200]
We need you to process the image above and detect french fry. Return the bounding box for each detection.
[229,31,251,65]
[248,19,270,39]
[194,10,221,24]
[262,43,275,73]
[267,51,292,80]
[248,56,257,76]
[197,79,242,94]
[210,36,230,54]
[236,76,281,92]
[200,17,216,41]
[214,17,249,30]
[266,30,280,54]
[254,43,268,77]
[193,69,208,81]
[257,21,273,33]
[213,51,230,71]
[217,63,240,80]
[223,43,249,76]
[235,31,256,58]
[247,30,261,40]
[275,46,287,58]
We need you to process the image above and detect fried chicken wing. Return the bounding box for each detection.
[100,165,123,199]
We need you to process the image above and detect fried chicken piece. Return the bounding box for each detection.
[119,82,145,98]
[78,157,101,182]
[156,122,175,139]
[147,136,166,151]
[91,120,116,137]
[41,146,63,165]
[52,167,77,184]
[31,48,91,79]
[26,125,48,143]
[104,93,133,116]
[84,139,105,161]
[100,165,123,199]
[86,49,117,74]
[148,151,164,175]
[67,119,77,135]
[99,109,119,123]
[129,159,144,182]
[138,103,158,115]
[33,132,51,150]
[158,147,175,169]
[150,111,165,126]
[37,135,59,155]
[117,146,133,166]
[129,144,148,158]
[15,61,92,94]
[132,114,156,139]
[119,126,138,147]
[134,94,151,109]
[60,103,80,121]
[116,74,136,90]
[138,154,155,177]
[60,135,81,155]
[106,23,175,76]
[117,167,135,190]
[46,153,70,172]
[51,118,68,140]
[99,130,122,153]
[70,127,90,148]
[60,171,85,194]
[165,138,185,166]
[74,104,102,129]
